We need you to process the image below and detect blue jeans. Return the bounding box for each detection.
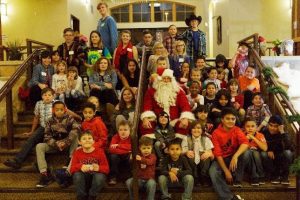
[158,174,194,200]
[126,178,156,200]
[209,150,251,200]
[261,150,294,179]
[73,172,106,198]
[15,126,45,164]
[249,149,265,180]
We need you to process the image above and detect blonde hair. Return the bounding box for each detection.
[152,42,168,57]
[173,40,186,56]
[56,61,67,74]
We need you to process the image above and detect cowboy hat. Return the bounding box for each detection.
[185,14,202,27]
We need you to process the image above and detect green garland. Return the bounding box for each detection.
[267,86,289,99]
[262,66,273,79]
[290,157,300,176]
[285,114,300,123]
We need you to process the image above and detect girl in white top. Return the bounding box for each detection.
[66,66,84,98]
[147,42,170,74]
[52,61,68,102]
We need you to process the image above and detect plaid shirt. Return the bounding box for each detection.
[181,29,206,62]
[34,100,53,128]
[163,35,178,55]
[246,104,272,126]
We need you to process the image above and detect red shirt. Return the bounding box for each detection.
[231,93,244,108]
[247,132,266,150]
[137,153,157,180]
[109,134,132,155]
[212,125,249,158]
[70,147,109,175]
[82,117,108,149]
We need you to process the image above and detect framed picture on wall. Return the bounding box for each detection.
[217,16,222,45]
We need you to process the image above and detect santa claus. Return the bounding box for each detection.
[140,68,195,136]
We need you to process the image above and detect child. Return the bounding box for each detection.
[147,42,170,74]
[215,54,231,82]
[119,59,140,95]
[227,79,245,121]
[35,101,80,188]
[186,81,204,111]
[262,115,294,185]
[3,88,55,169]
[178,62,190,85]
[158,138,194,200]
[52,60,68,102]
[229,42,250,78]
[181,14,206,67]
[81,102,108,149]
[51,50,61,71]
[246,93,271,132]
[163,24,179,55]
[65,66,85,109]
[70,131,109,200]
[185,121,214,185]
[108,120,132,185]
[194,56,209,82]
[89,57,119,106]
[244,118,267,186]
[203,67,221,91]
[154,111,176,162]
[217,68,227,89]
[189,68,202,89]
[126,136,157,200]
[204,82,217,111]
[238,65,260,93]
[209,108,250,200]
[194,105,214,136]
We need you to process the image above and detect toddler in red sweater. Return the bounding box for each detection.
[108,120,132,185]
[126,136,157,200]
[70,131,109,200]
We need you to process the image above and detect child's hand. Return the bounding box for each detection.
[160,142,166,149]
[224,169,233,184]
[186,150,195,159]
[104,83,113,89]
[56,141,66,151]
[136,155,142,161]
[170,168,178,175]
[169,172,178,183]
[38,83,48,89]
[110,144,118,149]
[200,151,212,161]
[278,125,285,134]
[229,156,238,172]
[81,164,90,172]
[247,134,254,140]
[233,102,240,110]
[142,118,152,129]
[92,163,99,171]
[267,151,275,160]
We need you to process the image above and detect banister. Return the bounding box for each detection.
[237,33,259,53]
[25,39,54,49]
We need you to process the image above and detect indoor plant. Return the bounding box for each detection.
[6,40,22,60]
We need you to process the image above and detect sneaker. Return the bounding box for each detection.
[251,179,260,186]
[233,181,243,188]
[3,159,21,169]
[281,178,290,185]
[271,177,281,184]
[108,178,117,185]
[36,174,53,188]
[258,178,266,185]
[232,194,244,200]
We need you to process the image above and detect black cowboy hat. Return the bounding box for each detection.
[185,14,202,27]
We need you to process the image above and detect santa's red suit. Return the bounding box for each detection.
[140,69,195,135]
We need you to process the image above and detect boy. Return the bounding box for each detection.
[244,118,267,186]
[229,42,249,78]
[195,56,209,82]
[108,120,132,185]
[35,101,80,187]
[163,24,179,55]
[262,115,294,185]
[81,102,108,149]
[71,131,109,200]
[209,108,250,200]
[126,136,157,200]
[238,65,260,93]
[4,88,55,169]
[158,138,194,200]
[194,105,214,136]
[186,81,204,111]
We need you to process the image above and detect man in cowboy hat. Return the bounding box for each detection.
[181,14,206,67]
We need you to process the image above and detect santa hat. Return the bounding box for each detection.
[161,69,174,78]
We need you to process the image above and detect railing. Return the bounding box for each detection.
[237,33,259,53]
[240,33,300,200]
[0,49,41,149]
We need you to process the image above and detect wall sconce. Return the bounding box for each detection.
[1,3,7,16]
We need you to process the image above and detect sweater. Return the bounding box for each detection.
[137,153,157,180]
[211,125,249,158]
[97,16,118,54]
[81,117,108,149]
[262,129,293,153]
[160,155,192,179]
[109,134,132,155]
[70,147,109,175]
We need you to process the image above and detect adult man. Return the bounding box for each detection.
[97,2,118,55]
[140,69,194,136]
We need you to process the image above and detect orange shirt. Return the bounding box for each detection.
[247,132,266,150]
[238,75,260,92]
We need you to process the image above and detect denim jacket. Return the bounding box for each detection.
[28,64,55,88]
[89,70,118,90]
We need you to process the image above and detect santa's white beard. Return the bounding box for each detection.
[154,82,178,114]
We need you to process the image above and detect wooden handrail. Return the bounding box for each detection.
[0,49,41,149]
[238,33,259,54]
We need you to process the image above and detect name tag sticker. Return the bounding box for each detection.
[98,50,103,54]
[69,51,74,55]
[101,23,105,27]
[41,72,47,76]
[127,48,132,52]
[179,58,184,62]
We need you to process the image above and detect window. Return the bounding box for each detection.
[111,5,129,23]
[154,3,172,22]
[133,3,151,22]
[176,4,194,21]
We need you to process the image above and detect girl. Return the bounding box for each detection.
[185,121,214,185]
[178,62,190,92]
[147,42,170,74]
[187,81,204,111]
[203,67,221,91]
[113,87,136,131]
[227,79,245,121]
[85,30,112,77]
[209,89,234,127]
[52,61,68,102]
[203,82,217,111]
[51,50,61,71]
[169,40,190,80]
[89,57,119,106]
[119,59,140,95]
[215,54,231,82]
[217,68,227,89]
[246,92,272,131]
[194,105,214,136]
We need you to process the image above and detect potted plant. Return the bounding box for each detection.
[6,40,22,60]
[272,39,282,56]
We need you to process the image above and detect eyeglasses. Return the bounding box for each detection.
[177,44,185,47]
[64,34,73,37]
